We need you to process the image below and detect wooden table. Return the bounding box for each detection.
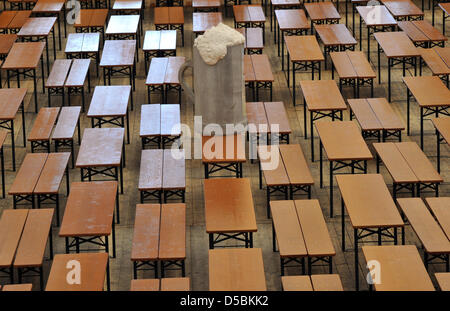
[76,128,125,196]
[244,54,274,101]
[233,5,266,42]
[192,0,220,12]
[419,47,450,85]
[270,0,300,33]
[284,36,324,105]
[436,272,450,291]
[59,181,117,258]
[375,31,419,102]
[304,2,341,33]
[398,20,447,48]
[282,274,343,291]
[100,40,136,91]
[356,5,397,59]
[18,17,57,72]
[381,0,424,21]
[403,76,450,148]
[425,197,450,240]
[209,248,266,290]
[202,134,246,178]
[432,117,450,173]
[331,51,376,97]
[88,86,131,144]
[192,12,222,35]
[316,121,372,217]
[437,3,450,34]
[46,253,110,291]
[237,27,264,54]
[105,15,140,60]
[204,178,257,248]
[314,23,357,69]
[112,0,143,33]
[143,30,177,70]
[275,9,308,59]
[337,174,404,290]
[0,34,17,60]
[2,42,45,113]
[74,9,108,38]
[300,80,347,161]
[0,88,27,171]
[65,32,100,76]
[362,245,434,291]
[32,0,66,48]
[0,10,31,33]
[154,6,184,46]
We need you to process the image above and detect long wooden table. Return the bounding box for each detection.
[398,20,447,48]
[209,248,266,290]
[316,121,372,217]
[204,178,257,249]
[337,174,404,290]
[419,47,450,84]
[432,117,450,173]
[274,9,308,59]
[403,76,450,148]
[100,40,136,91]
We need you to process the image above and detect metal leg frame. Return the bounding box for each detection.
[204,162,243,179]
[208,232,253,249]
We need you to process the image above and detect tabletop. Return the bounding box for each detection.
[8,153,47,195]
[209,248,266,291]
[285,35,324,62]
[88,86,131,117]
[435,273,450,291]
[314,23,357,46]
[2,42,45,69]
[0,209,28,267]
[315,121,373,161]
[0,88,27,120]
[112,0,142,10]
[357,5,397,26]
[32,0,65,13]
[0,34,17,55]
[336,174,404,229]
[192,12,222,33]
[233,5,265,23]
[381,0,424,18]
[425,197,450,240]
[403,76,450,107]
[204,178,257,233]
[106,15,140,35]
[202,134,246,163]
[374,31,419,58]
[362,245,434,291]
[330,51,376,79]
[275,9,309,30]
[432,117,450,146]
[100,40,136,67]
[17,17,56,37]
[76,128,124,167]
[304,2,340,21]
[398,20,447,43]
[45,253,108,291]
[420,47,450,75]
[347,98,404,130]
[300,80,347,111]
[143,30,177,51]
[59,181,117,237]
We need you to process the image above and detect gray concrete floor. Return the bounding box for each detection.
[0,0,448,291]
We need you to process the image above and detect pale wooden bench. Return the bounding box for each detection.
[131,203,186,279]
[271,200,335,275]
[139,149,185,203]
[281,274,344,291]
[142,30,177,70]
[348,98,405,142]
[28,107,60,153]
[140,104,181,149]
[374,142,443,198]
[398,198,450,271]
[237,27,264,54]
[146,57,184,105]
[130,277,190,291]
[258,144,314,218]
[52,106,81,168]
[65,59,91,112]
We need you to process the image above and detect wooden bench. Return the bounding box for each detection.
[130,277,190,291]
[28,107,60,153]
[143,30,177,70]
[244,54,274,101]
[74,9,108,37]
[237,27,264,54]
[425,197,450,240]
[258,144,314,218]
[140,104,181,149]
[46,59,91,110]
[348,97,404,142]
[374,142,443,198]
[281,274,344,291]
[1,283,33,291]
[0,34,17,60]
[154,7,184,46]
[139,149,185,203]
[419,47,450,86]
[146,56,185,104]
[435,272,450,291]
[51,106,81,168]
[8,152,70,226]
[397,198,450,271]
[65,33,100,77]
[398,20,447,48]
[131,203,186,278]
[330,51,376,97]
[271,199,335,275]
[0,10,30,33]
[0,209,53,289]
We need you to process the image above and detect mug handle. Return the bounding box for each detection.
[178,60,194,104]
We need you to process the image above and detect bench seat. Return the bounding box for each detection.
[237,27,263,54]
[140,104,181,149]
[130,277,190,291]
[131,203,186,278]
[28,107,60,153]
[52,106,81,168]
